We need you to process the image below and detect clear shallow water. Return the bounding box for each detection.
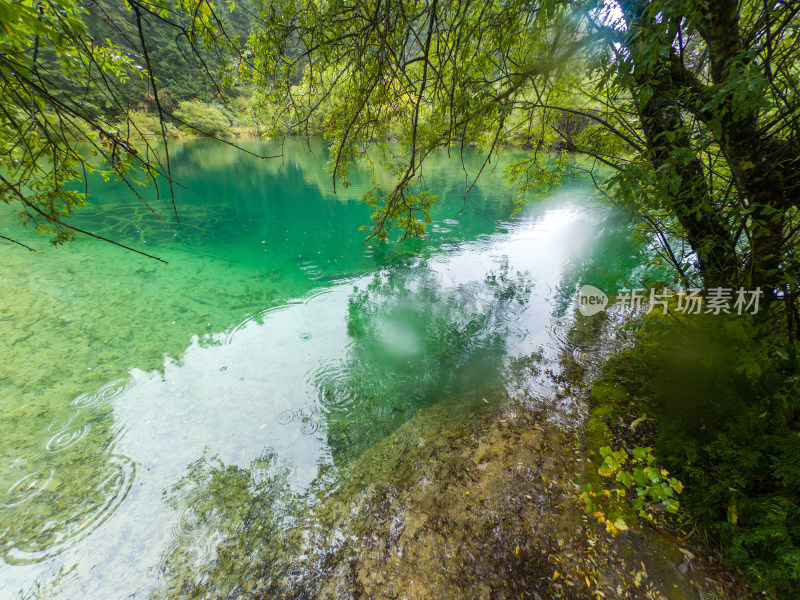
[0,138,648,598]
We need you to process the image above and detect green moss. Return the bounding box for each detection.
[584,416,611,457]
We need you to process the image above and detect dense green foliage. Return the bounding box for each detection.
[0,0,251,256]
[588,315,800,597]
[173,99,231,136]
[245,0,800,321]
[5,0,799,307]
[82,0,255,110]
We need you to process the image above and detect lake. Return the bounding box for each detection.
[0,137,649,599]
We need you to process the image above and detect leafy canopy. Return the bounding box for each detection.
[245,0,800,315]
[0,0,245,260]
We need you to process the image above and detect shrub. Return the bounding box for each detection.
[172,99,231,136]
[588,315,800,598]
[112,109,179,142]
[580,445,684,535]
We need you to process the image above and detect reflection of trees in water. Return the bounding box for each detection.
[153,451,301,600]
[550,206,664,317]
[0,382,134,565]
[312,262,533,467]
[153,262,534,599]
[170,137,533,205]
[74,137,529,253]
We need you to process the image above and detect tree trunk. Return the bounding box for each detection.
[698,0,786,300]
[622,1,737,288]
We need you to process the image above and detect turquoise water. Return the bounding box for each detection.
[0,138,647,598]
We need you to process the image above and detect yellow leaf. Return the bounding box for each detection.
[728,503,738,526]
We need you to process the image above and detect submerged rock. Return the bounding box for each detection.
[283,345,751,600]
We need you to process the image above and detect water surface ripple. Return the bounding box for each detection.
[0,139,653,599]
